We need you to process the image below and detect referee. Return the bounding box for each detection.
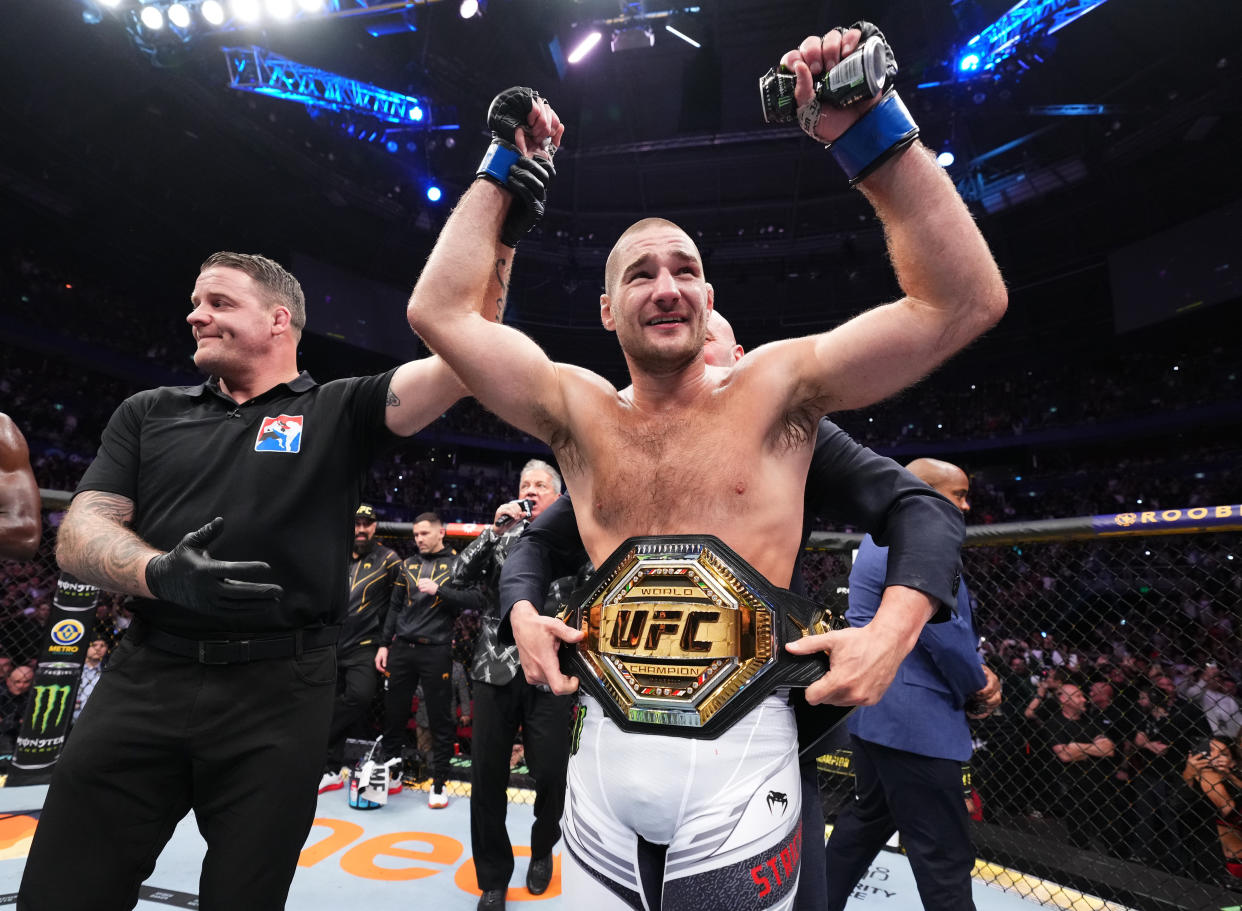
[19,252,464,911]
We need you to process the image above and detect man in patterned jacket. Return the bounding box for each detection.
[319,504,402,793]
[452,460,573,910]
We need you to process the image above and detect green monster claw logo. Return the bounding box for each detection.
[569,703,587,756]
[31,685,72,734]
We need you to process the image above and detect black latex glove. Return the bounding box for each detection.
[145,517,283,612]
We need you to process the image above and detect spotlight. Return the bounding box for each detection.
[936,150,955,167]
[99,0,123,7]
[201,0,226,24]
[458,0,478,18]
[267,0,294,19]
[410,105,424,122]
[297,0,324,9]
[567,30,602,64]
[426,185,442,202]
[385,139,399,153]
[958,52,981,72]
[234,0,261,22]
[167,3,191,28]
[665,24,700,48]
[140,5,165,29]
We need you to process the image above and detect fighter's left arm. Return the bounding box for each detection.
[0,414,41,561]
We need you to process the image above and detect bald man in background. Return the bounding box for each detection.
[823,459,1000,911]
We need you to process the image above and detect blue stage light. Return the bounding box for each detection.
[426,186,442,203]
[410,105,424,122]
[385,139,399,153]
[958,53,980,72]
[937,150,955,167]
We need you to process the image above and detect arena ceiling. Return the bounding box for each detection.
[2,0,1240,371]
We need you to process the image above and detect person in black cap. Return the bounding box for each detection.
[20,251,466,910]
[319,504,403,793]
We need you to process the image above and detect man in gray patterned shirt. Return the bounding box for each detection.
[452,459,574,910]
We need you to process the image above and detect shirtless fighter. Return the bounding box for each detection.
[407,21,1006,911]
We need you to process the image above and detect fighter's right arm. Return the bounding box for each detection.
[56,491,158,597]
[0,414,41,561]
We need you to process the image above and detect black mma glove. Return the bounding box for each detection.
[145,517,284,612]
[476,86,557,248]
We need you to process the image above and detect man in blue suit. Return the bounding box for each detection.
[823,458,1000,911]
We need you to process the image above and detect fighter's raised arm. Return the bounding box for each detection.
[407,89,578,445]
[756,23,1007,416]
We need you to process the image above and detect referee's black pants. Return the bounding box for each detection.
[325,645,380,769]
[470,675,574,892]
[823,735,976,911]
[18,634,336,911]
[381,640,454,783]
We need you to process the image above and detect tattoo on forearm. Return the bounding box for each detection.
[58,492,154,595]
[494,257,508,323]
[386,387,401,407]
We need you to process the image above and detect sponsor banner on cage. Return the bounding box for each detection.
[12,573,100,771]
[1094,503,1242,536]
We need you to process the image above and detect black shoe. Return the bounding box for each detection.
[526,853,553,895]
[477,888,505,910]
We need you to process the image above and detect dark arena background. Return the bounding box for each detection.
[2,0,1241,909]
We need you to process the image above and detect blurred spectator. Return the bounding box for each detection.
[1127,686,1212,868]
[1182,736,1242,880]
[73,638,109,724]
[1184,665,1242,739]
[0,665,35,755]
[1042,682,1118,851]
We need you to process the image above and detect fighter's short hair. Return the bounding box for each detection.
[413,512,442,526]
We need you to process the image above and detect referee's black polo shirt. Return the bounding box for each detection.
[77,368,399,639]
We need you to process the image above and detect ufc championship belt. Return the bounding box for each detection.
[557,535,849,739]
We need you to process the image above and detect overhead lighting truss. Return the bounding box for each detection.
[223,45,441,127]
[80,0,447,55]
[954,0,1112,78]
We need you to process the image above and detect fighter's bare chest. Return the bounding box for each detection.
[579,411,766,531]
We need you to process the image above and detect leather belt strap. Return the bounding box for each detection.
[133,622,341,665]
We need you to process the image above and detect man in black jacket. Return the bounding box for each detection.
[320,504,402,793]
[452,460,575,910]
[497,314,965,911]
[378,512,483,807]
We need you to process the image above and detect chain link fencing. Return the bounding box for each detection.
[6,500,1242,909]
[801,511,1242,911]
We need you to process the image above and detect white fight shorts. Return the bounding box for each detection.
[562,692,803,910]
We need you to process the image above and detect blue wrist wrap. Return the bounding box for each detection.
[476,139,521,187]
[829,90,919,187]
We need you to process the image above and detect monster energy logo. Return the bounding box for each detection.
[31,685,72,734]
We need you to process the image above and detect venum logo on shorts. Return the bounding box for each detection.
[765,790,788,814]
[255,414,304,453]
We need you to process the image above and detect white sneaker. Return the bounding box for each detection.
[318,770,345,794]
[385,758,403,795]
[428,783,448,809]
